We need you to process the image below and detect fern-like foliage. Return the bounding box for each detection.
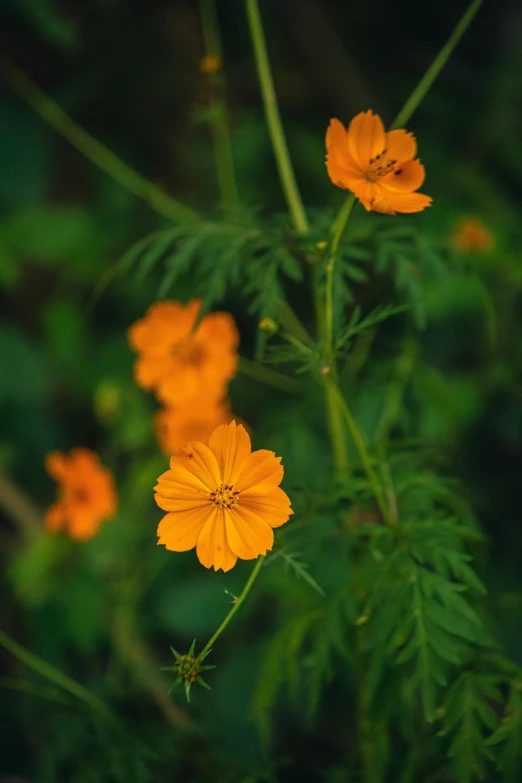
[363,516,488,722]
[120,217,304,317]
[441,670,502,783]
[252,589,355,743]
[487,673,522,782]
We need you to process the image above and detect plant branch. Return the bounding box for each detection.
[245,0,309,235]
[199,0,241,211]
[2,62,200,225]
[324,193,356,362]
[332,386,394,525]
[323,373,350,478]
[238,356,301,395]
[199,555,265,658]
[0,471,42,539]
[391,0,486,129]
[0,627,113,720]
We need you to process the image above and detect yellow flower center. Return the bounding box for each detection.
[210,483,239,509]
[366,150,399,182]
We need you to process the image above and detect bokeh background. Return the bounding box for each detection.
[1,0,522,780]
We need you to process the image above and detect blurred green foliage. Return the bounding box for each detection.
[1,1,522,782]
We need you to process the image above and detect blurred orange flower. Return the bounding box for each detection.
[155,398,232,455]
[128,299,239,406]
[199,54,222,74]
[155,420,292,572]
[451,216,494,253]
[326,110,432,215]
[45,448,117,540]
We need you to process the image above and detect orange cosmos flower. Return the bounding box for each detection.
[128,299,239,406]
[155,398,232,455]
[155,420,293,572]
[451,216,494,253]
[45,448,117,540]
[325,110,432,215]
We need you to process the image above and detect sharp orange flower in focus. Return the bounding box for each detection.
[155,420,292,572]
[326,110,432,215]
[128,299,239,406]
[155,398,232,456]
[451,216,494,253]
[45,448,117,540]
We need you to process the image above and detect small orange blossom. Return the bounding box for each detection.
[128,299,239,406]
[155,398,232,456]
[45,448,117,540]
[155,420,292,572]
[451,216,494,253]
[326,110,432,215]
[199,54,222,74]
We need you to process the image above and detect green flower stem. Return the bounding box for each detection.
[332,385,394,526]
[238,356,301,395]
[245,0,309,235]
[375,337,417,443]
[324,193,356,362]
[199,555,265,659]
[3,62,199,225]
[323,373,350,478]
[0,627,113,720]
[199,0,241,212]
[391,0,485,129]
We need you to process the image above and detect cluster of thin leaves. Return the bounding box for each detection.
[251,441,522,782]
[119,214,303,319]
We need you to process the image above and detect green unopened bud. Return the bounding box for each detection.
[258,317,278,335]
[94,381,121,423]
[316,240,327,252]
[161,642,216,702]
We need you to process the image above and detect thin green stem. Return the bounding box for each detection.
[324,373,350,478]
[324,193,356,362]
[391,0,485,129]
[374,337,417,443]
[245,0,309,235]
[3,62,199,225]
[0,627,113,719]
[199,0,241,212]
[238,356,301,395]
[332,386,394,525]
[199,555,266,658]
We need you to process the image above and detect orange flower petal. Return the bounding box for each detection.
[239,484,293,528]
[380,159,426,193]
[225,505,274,559]
[344,179,380,212]
[155,399,231,455]
[380,190,433,214]
[45,452,69,481]
[347,111,386,169]
[384,129,417,163]
[208,420,251,485]
[326,119,365,186]
[234,450,284,492]
[68,507,102,540]
[173,442,221,491]
[157,504,210,551]
[196,508,238,572]
[154,493,209,512]
[45,503,65,532]
[156,464,210,496]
